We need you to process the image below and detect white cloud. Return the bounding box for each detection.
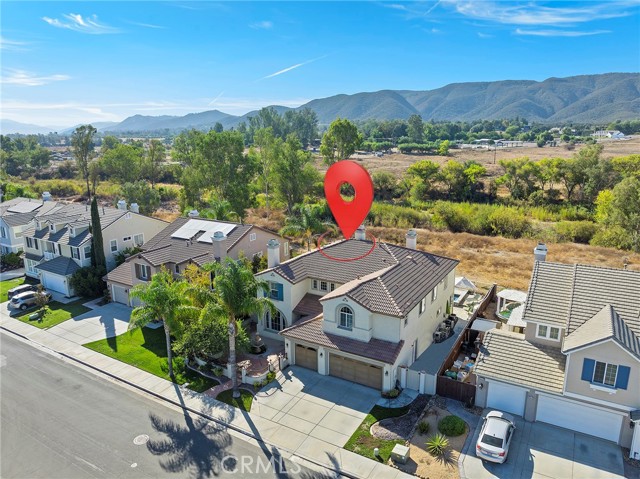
[250,20,273,30]
[0,36,29,51]
[515,28,611,37]
[42,13,120,34]
[1,69,71,86]
[445,0,634,26]
[127,21,164,29]
[477,32,493,38]
[383,1,443,19]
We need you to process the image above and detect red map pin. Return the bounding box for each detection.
[324,160,374,239]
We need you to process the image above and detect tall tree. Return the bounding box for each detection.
[129,269,197,379]
[72,125,97,198]
[202,258,274,398]
[254,127,279,216]
[280,204,335,250]
[89,197,106,271]
[407,114,424,143]
[320,118,362,165]
[272,135,319,213]
[145,139,165,187]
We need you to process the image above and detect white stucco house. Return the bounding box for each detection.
[22,202,167,297]
[474,261,640,459]
[255,228,459,392]
[0,196,62,255]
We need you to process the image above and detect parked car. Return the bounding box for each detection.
[7,283,38,299]
[475,411,516,463]
[9,290,52,311]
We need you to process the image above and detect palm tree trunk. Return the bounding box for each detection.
[164,323,174,379]
[228,319,239,398]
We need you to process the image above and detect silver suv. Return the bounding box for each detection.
[9,290,52,310]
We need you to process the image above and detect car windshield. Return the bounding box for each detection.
[481,434,503,448]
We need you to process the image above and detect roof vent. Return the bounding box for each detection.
[188,210,199,218]
[42,191,52,202]
[533,242,548,262]
[117,199,127,210]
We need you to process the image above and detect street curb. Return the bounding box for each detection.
[0,325,362,478]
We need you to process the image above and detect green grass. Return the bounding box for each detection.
[344,404,411,462]
[217,389,253,411]
[84,326,218,392]
[0,277,33,302]
[13,300,91,329]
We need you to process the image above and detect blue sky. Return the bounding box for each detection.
[2,1,639,127]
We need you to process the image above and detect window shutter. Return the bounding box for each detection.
[581,358,595,382]
[276,283,284,301]
[615,366,630,390]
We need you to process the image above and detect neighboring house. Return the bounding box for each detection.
[105,216,289,307]
[592,130,625,139]
[255,228,458,392]
[0,196,62,254]
[22,202,167,297]
[474,261,640,458]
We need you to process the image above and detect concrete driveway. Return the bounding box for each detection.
[252,365,380,450]
[45,302,133,345]
[461,415,626,479]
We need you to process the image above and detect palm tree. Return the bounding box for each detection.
[129,268,197,379]
[200,198,239,222]
[203,258,275,398]
[279,204,335,251]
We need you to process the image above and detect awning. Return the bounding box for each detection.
[455,276,476,291]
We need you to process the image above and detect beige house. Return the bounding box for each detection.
[474,261,640,458]
[0,196,62,254]
[255,228,458,392]
[22,202,167,297]
[105,216,288,307]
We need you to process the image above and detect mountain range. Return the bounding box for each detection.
[4,73,639,135]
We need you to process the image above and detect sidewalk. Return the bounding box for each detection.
[0,313,413,479]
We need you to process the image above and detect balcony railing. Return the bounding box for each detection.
[43,251,58,260]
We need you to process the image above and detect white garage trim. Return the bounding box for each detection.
[111,284,130,306]
[42,273,68,295]
[486,380,527,416]
[536,394,624,443]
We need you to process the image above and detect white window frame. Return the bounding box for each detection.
[71,247,80,260]
[419,296,427,314]
[312,279,318,290]
[26,237,33,248]
[265,310,285,332]
[249,233,257,242]
[338,306,354,330]
[320,281,328,292]
[593,361,618,387]
[137,263,151,280]
[269,281,279,299]
[133,234,144,246]
[284,241,289,256]
[536,324,561,341]
[0,227,6,239]
[431,285,437,302]
[110,239,118,253]
[83,245,92,258]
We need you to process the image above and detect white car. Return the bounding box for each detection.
[475,411,516,463]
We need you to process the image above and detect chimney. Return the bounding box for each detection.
[355,224,366,241]
[406,229,417,249]
[533,242,548,262]
[130,203,140,213]
[117,199,127,210]
[267,239,281,268]
[212,231,227,261]
[42,191,52,202]
[188,209,199,218]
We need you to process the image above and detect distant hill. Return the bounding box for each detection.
[0,119,60,135]
[5,73,639,135]
[60,122,118,134]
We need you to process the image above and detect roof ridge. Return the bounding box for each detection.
[565,264,579,331]
[379,242,399,264]
[375,276,403,316]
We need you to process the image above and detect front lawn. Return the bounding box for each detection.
[217,389,253,411]
[84,326,218,392]
[344,404,411,462]
[0,277,38,302]
[13,300,91,329]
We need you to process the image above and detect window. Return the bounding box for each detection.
[26,237,33,248]
[419,296,427,315]
[284,241,289,256]
[133,234,144,246]
[536,324,560,340]
[34,238,39,250]
[431,285,437,302]
[265,310,285,331]
[135,263,151,281]
[0,227,6,239]
[339,306,354,329]
[249,233,257,242]
[71,247,80,260]
[269,281,283,301]
[320,281,328,291]
[84,245,92,258]
[123,236,132,242]
[110,239,118,253]
[49,224,55,232]
[330,283,335,292]
[593,362,618,387]
[175,264,180,274]
[312,279,318,290]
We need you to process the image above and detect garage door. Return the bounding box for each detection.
[295,345,318,371]
[42,273,66,295]
[487,381,526,416]
[112,285,129,305]
[329,354,383,390]
[536,395,622,443]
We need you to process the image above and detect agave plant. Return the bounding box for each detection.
[426,433,449,456]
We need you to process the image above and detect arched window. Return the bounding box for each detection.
[265,310,285,332]
[339,306,354,330]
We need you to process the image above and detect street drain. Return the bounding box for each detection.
[133,434,149,445]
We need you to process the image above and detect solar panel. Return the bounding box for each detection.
[170,219,236,242]
[7,202,41,214]
[197,222,237,243]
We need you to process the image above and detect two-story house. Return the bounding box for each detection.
[105,216,288,307]
[474,261,640,459]
[0,196,62,254]
[255,228,458,392]
[22,202,167,297]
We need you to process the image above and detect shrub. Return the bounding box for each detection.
[266,371,276,382]
[554,221,599,244]
[590,226,634,251]
[488,207,531,238]
[426,433,449,456]
[69,266,106,298]
[417,421,430,435]
[213,367,224,377]
[158,186,179,202]
[1,252,23,267]
[369,203,430,229]
[438,415,466,436]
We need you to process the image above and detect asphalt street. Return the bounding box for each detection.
[0,332,330,479]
